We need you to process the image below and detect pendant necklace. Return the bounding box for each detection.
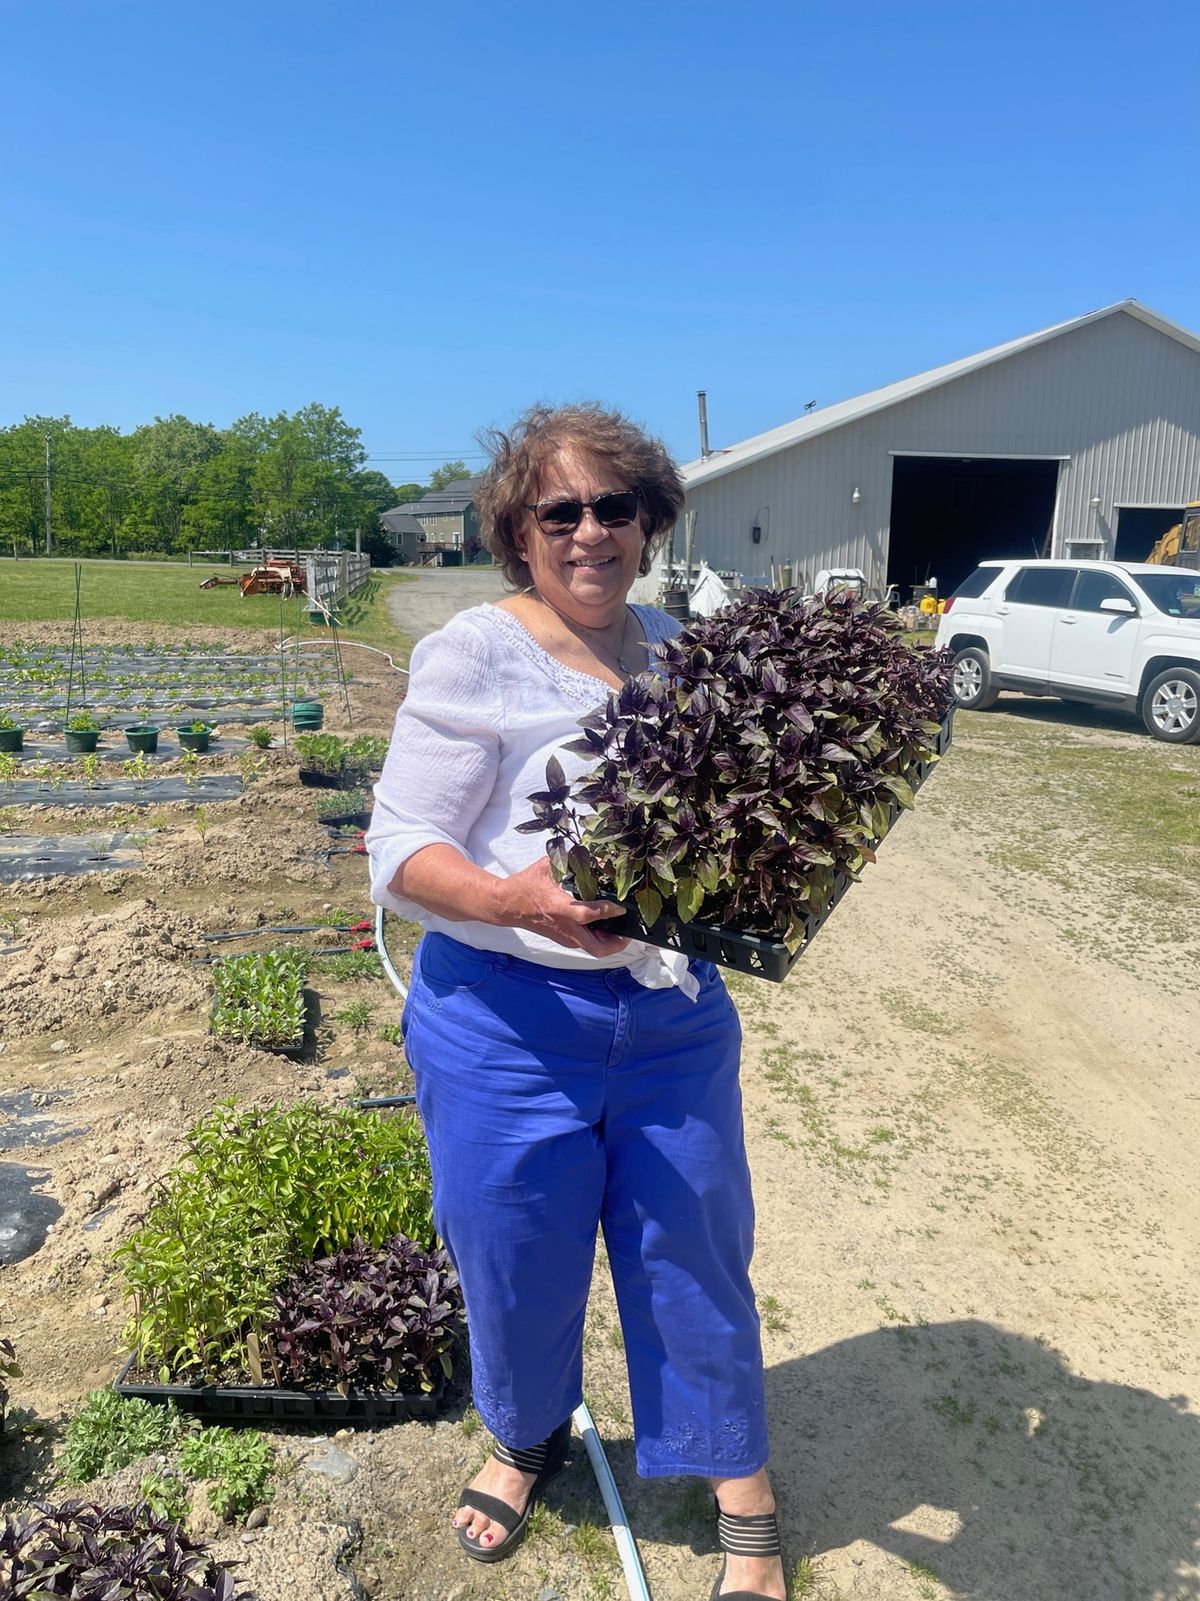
[537,596,638,677]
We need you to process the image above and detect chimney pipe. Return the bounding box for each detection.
[697,391,710,460]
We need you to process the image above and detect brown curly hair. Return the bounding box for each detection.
[476,402,685,589]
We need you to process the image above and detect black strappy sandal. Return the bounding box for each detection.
[708,1503,786,1601]
[456,1417,573,1564]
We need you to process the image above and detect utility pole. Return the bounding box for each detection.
[44,432,52,555]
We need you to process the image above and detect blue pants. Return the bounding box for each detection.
[402,932,768,1479]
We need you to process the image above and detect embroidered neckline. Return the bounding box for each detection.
[478,604,671,706]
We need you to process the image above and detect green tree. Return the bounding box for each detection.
[428,460,470,492]
[391,481,426,503]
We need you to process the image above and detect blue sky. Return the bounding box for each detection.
[3,0,1199,476]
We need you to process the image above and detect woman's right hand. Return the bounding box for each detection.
[491,856,630,956]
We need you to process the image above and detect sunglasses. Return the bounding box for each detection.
[524,489,641,536]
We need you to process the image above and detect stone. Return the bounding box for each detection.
[239,1529,259,1545]
[49,1040,69,1054]
[539,1588,564,1601]
[188,1481,223,1539]
[303,1443,359,1484]
[245,1506,269,1529]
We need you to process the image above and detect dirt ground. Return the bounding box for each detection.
[386,567,508,641]
[1,616,1199,1601]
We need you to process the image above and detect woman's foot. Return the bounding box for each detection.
[453,1456,538,1550]
[711,1470,787,1600]
[453,1420,572,1562]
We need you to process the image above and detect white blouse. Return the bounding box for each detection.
[366,603,698,993]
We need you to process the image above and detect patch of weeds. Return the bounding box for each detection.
[320,950,383,982]
[790,1553,821,1596]
[868,1124,896,1143]
[377,1022,403,1046]
[607,1325,625,1350]
[929,1392,976,1428]
[336,999,374,1033]
[178,1426,275,1521]
[571,1518,614,1563]
[879,987,947,1033]
[60,1390,188,1483]
[459,1405,481,1437]
[908,1557,941,1599]
[758,1293,789,1333]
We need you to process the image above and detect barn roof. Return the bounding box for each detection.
[683,300,1200,488]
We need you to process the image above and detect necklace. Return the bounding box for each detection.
[534,595,639,677]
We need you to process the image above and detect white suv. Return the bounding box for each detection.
[935,559,1200,743]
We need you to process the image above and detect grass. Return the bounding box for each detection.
[0,556,413,655]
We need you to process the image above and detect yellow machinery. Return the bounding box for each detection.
[1147,502,1200,569]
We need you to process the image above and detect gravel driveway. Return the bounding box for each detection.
[386,566,509,643]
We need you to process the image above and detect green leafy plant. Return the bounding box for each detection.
[239,751,267,791]
[0,714,18,730]
[178,1427,275,1522]
[66,711,100,732]
[0,753,18,793]
[313,786,370,820]
[295,732,346,777]
[123,751,151,790]
[527,591,954,950]
[60,1389,188,1483]
[319,949,382,981]
[138,1470,191,1524]
[115,1098,435,1381]
[247,724,273,749]
[336,999,374,1033]
[80,752,100,790]
[180,748,201,787]
[0,1502,250,1601]
[0,1338,19,1431]
[344,734,389,781]
[377,1022,403,1046]
[194,805,211,847]
[211,948,306,1048]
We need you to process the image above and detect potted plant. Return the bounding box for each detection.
[525,590,956,982]
[0,715,24,754]
[125,723,161,755]
[295,732,346,788]
[65,710,102,754]
[247,723,273,749]
[210,949,311,1057]
[112,1099,458,1424]
[176,718,213,753]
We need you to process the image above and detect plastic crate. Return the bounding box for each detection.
[591,709,955,984]
[113,1353,445,1425]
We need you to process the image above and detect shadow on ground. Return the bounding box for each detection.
[598,1319,1200,1601]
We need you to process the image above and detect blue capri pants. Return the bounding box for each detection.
[401,932,768,1479]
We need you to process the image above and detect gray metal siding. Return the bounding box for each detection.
[684,310,1200,585]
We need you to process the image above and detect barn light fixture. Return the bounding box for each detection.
[1089,495,1102,509]
[851,486,862,505]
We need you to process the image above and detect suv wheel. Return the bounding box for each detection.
[1140,667,1200,743]
[951,647,999,711]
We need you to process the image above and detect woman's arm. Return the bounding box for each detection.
[393,847,628,957]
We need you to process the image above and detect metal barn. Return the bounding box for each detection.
[679,300,1200,600]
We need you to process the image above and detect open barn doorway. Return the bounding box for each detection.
[1114,506,1186,564]
[887,456,1060,601]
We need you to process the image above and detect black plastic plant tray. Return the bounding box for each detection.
[113,1353,446,1425]
[588,710,955,984]
[319,810,372,830]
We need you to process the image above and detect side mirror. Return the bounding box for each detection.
[1099,596,1137,616]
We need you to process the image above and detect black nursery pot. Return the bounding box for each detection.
[0,728,23,753]
[65,729,101,754]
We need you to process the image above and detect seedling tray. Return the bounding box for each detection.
[208,989,315,1060]
[588,710,954,984]
[113,1353,445,1425]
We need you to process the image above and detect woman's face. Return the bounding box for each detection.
[515,446,645,624]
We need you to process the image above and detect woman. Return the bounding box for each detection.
[367,404,786,1601]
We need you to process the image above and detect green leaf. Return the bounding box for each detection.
[674,876,704,924]
[634,885,663,929]
[879,774,915,809]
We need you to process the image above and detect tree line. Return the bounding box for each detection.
[0,406,470,559]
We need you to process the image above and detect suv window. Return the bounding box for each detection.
[1071,571,1136,612]
[950,566,998,601]
[1004,566,1076,607]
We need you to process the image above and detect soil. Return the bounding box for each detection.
[2,615,1199,1601]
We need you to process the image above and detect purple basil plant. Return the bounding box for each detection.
[268,1235,461,1395]
[522,589,955,950]
[0,1499,252,1600]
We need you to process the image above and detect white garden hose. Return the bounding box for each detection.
[277,635,409,674]
[373,905,652,1601]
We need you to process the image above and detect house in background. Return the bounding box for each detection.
[394,477,484,561]
[377,508,424,564]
